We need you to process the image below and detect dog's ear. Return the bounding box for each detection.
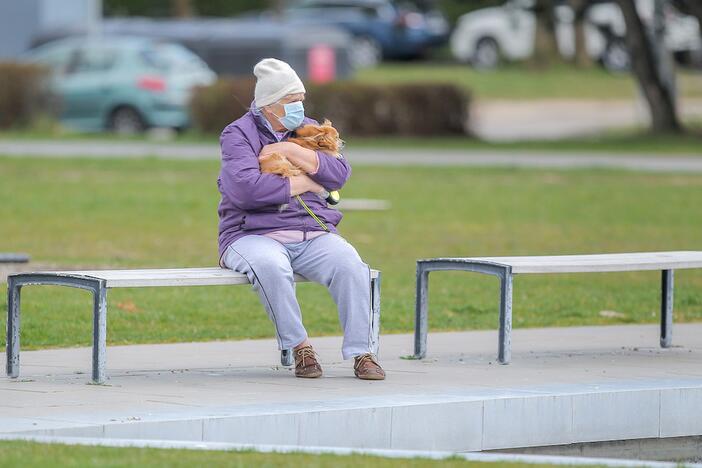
[293,124,318,138]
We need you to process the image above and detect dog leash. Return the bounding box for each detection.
[295,195,330,232]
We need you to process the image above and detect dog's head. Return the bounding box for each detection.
[293,119,344,157]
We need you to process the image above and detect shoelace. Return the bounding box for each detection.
[354,353,379,371]
[296,347,317,367]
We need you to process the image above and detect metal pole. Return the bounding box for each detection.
[92,283,108,384]
[371,272,382,356]
[414,264,429,359]
[498,271,513,364]
[6,277,21,378]
[660,269,674,348]
[280,349,293,367]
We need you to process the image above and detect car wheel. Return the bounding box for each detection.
[601,39,630,72]
[349,36,382,69]
[109,106,146,135]
[472,37,500,69]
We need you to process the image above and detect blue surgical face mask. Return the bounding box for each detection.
[273,101,305,131]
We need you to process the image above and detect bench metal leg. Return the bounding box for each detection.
[498,271,514,364]
[414,266,429,359]
[280,349,293,367]
[92,285,108,384]
[660,269,674,348]
[6,277,21,378]
[371,272,382,355]
[5,274,107,383]
[414,260,513,362]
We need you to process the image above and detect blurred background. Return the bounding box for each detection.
[0,0,700,141]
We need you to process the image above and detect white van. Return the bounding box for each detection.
[449,0,701,70]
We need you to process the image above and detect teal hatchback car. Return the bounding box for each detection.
[25,36,217,134]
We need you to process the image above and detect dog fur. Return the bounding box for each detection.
[259,120,343,178]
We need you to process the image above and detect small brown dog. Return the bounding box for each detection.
[259,119,343,178]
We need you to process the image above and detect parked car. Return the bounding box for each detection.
[24,36,217,133]
[33,18,355,80]
[278,0,450,68]
[450,0,701,70]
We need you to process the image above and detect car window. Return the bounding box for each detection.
[139,44,208,72]
[288,4,380,20]
[66,47,118,74]
[26,44,75,74]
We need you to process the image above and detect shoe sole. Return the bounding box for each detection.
[295,371,323,378]
[355,374,385,381]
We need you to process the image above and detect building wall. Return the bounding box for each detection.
[0,0,100,59]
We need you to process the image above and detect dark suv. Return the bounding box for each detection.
[281,0,450,67]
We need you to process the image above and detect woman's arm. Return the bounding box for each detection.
[220,128,292,210]
[260,142,351,191]
[259,142,319,174]
[290,174,324,196]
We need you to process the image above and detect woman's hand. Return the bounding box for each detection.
[290,174,324,197]
[260,142,318,174]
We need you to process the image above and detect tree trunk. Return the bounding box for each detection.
[531,0,561,67]
[268,0,284,17]
[172,0,194,18]
[569,0,593,67]
[616,0,682,133]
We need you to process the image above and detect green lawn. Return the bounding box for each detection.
[1,156,701,350]
[355,63,702,101]
[0,441,603,468]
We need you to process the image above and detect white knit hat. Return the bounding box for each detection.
[253,58,306,108]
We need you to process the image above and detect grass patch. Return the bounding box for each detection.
[0,441,606,468]
[1,157,701,350]
[355,63,702,101]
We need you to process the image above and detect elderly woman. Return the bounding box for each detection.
[217,58,385,380]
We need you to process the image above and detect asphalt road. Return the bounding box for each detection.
[1,139,701,173]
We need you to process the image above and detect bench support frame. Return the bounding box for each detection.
[7,271,382,384]
[7,273,108,383]
[415,260,676,364]
[415,260,513,364]
[661,269,674,348]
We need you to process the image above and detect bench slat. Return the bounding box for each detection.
[438,251,702,274]
[32,267,381,288]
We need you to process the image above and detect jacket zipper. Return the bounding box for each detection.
[298,195,308,240]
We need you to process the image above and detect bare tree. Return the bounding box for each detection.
[268,0,284,17]
[172,0,194,18]
[531,0,561,66]
[615,0,682,133]
[569,0,593,67]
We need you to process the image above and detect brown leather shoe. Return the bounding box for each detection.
[354,353,385,380]
[294,346,323,378]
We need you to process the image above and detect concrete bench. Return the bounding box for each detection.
[6,267,381,384]
[414,251,702,364]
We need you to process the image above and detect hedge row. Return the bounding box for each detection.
[189,79,470,137]
[0,63,51,129]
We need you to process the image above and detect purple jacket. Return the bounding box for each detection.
[217,111,351,263]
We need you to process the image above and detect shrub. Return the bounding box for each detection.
[189,79,470,136]
[0,62,52,129]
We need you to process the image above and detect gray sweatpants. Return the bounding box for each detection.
[222,233,373,359]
